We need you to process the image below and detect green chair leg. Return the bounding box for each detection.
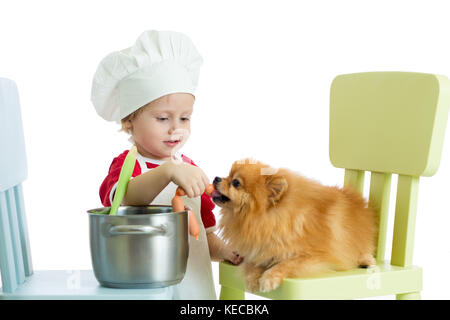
[396,292,421,300]
[220,285,244,300]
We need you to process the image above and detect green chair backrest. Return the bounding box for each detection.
[329,72,450,267]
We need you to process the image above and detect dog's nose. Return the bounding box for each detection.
[213,177,222,186]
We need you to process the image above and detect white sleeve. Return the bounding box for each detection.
[109,176,136,206]
[109,181,119,206]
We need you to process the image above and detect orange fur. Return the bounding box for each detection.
[213,159,377,292]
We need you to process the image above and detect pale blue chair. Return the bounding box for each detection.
[0,78,172,299]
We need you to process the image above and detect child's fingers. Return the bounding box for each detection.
[177,186,195,198]
[202,175,210,192]
[191,183,202,198]
[178,184,199,198]
[195,180,207,197]
[202,173,210,189]
[189,186,197,198]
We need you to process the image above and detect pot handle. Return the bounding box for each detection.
[109,224,166,236]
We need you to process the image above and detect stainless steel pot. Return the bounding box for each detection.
[87,205,188,289]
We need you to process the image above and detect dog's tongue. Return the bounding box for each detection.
[211,190,221,198]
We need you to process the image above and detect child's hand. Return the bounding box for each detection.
[165,159,210,198]
[206,233,243,265]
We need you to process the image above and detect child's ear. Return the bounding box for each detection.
[124,120,133,132]
[265,174,288,207]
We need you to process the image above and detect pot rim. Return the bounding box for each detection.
[87,205,188,217]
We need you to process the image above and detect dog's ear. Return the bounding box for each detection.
[266,175,288,207]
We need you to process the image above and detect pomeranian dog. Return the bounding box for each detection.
[212,159,377,293]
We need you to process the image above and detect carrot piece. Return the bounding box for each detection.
[188,210,200,240]
[176,187,186,197]
[171,195,185,212]
[173,187,200,240]
[205,184,214,196]
[177,185,214,197]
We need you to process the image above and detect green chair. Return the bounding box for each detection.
[219,72,450,300]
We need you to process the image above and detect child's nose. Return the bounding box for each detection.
[168,127,189,139]
[168,118,186,134]
[168,121,179,134]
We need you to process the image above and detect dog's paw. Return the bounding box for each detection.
[245,277,260,293]
[243,265,265,292]
[358,254,376,268]
[258,272,282,292]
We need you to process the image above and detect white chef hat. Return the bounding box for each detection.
[91,30,203,123]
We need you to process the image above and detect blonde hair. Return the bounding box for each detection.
[120,102,152,134]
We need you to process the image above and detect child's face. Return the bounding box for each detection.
[128,93,194,160]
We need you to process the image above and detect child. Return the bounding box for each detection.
[91,30,242,299]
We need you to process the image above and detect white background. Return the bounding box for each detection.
[1,0,450,300]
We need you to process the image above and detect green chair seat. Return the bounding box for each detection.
[220,261,421,300]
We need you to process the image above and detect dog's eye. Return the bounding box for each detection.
[232,179,240,188]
